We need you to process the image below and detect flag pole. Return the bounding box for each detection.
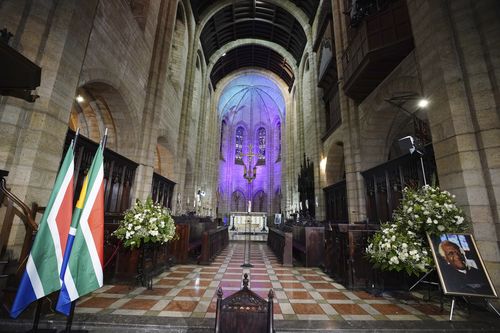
[64,128,107,333]
[102,128,108,150]
[29,299,57,333]
[72,128,80,150]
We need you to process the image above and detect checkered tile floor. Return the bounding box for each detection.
[75,242,464,321]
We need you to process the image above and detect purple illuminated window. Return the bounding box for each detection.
[257,127,266,165]
[235,126,244,165]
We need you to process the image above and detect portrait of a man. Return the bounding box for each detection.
[428,234,497,298]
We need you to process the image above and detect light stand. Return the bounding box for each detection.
[398,135,427,186]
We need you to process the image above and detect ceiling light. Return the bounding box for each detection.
[417,98,429,108]
[76,95,84,103]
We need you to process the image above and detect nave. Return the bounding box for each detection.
[2,241,497,332]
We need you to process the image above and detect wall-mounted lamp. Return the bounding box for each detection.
[320,157,327,172]
[417,98,429,108]
[76,95,84,103]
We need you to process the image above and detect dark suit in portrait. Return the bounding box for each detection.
[436,239,496,297]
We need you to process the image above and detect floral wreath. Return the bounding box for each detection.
[113,197,177,249]
[366,185,469,276]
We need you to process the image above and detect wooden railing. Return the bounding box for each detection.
[0,171,37,276]
[0,170,38,304]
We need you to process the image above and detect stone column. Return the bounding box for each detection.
[407,0,500,289]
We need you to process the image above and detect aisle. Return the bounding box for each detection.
[73,242,459,321]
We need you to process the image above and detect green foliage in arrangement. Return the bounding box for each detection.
[113,197,177,249]
[366,186,469,276]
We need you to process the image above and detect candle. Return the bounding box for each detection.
[299,202,302,210]
[187,197,190,205]
[306,200,309,209]
[315,197,318,207]
[248,200,252,213]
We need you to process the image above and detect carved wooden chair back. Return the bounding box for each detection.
[214,273,274,333]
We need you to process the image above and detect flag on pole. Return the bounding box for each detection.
[56,143,104,316]
[10,146,74,318]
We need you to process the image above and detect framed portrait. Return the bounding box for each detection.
[274,213,282,225]
[427,233,498,298]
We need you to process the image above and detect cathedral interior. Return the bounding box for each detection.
[0,0,499,331]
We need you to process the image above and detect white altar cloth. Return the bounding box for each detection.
[229,212,267,233]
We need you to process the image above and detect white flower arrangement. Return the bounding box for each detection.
[366,185,469,276]
[113,197,177,249]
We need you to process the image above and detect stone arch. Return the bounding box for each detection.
[196,0,310,39]
[69,82,139,157]
[207,39,298,76]
[231,189,246,212]
[252,190,267,213]
[359,75,426,169]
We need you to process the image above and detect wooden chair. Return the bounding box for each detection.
[215,273,275,333]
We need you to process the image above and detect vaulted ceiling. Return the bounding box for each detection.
[190,0,319,90]
[211,44,295,90]
[190,0,319,24]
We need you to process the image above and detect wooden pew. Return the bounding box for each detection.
[168,216,216,264]
[198,226,229,265]
[292,225,324,267]
[267,227,292,267]
[326,223,380,289]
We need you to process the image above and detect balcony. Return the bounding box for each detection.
[342,0,414,101]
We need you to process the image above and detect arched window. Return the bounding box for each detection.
[231,190,245,212]
[220,120,226,159]
[276,121,281,162]
[257,127,266,165]
[252,190,267,212]
[235,126,244,165]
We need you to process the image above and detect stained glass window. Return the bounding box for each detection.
[220,120,226,159]
[235,126,244,165]
[257,127,266,165]
[276,121,281,161]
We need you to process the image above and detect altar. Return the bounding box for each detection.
[229,212,267,233]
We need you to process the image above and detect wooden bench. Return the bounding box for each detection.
[198,226,229,265]
[292,225,324,267]
[267,227,292,267]
[215,273,274,333]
